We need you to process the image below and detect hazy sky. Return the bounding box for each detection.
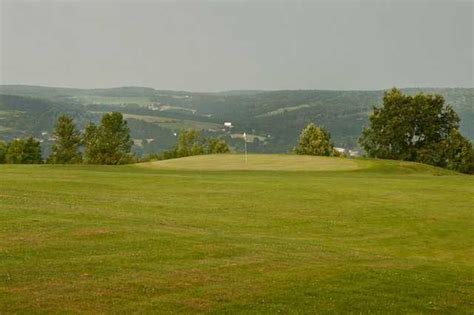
[0,0,472,91]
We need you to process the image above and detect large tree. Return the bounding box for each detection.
[47,115,82,164]
[294,123,335,156]
[83,112,133,164]
[5,137,43,164]
[360,88,473,173]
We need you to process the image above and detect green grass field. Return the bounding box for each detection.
[78,96,153,106]
[139,154,363,171]
[1,155,473,313]
[120,113,221,131]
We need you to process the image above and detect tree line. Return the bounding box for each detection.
[294,88,473,174]
[141,129,230,161]
[0,112,230,165]
[1,88,472,173]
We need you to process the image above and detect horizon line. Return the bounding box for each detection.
[1,83,473,94]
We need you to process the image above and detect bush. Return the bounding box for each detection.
[207,138,230,154]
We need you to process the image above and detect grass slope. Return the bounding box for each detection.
[0,156,473,313]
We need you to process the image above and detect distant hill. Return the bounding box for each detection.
[1,85,472,156]
[0,94,89,137]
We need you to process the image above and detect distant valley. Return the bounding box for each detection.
[0,85,472,156]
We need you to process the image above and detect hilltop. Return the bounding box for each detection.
[1,85,472,156]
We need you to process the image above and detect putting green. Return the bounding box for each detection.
[139,154,365,171]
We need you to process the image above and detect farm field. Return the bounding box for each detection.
[119,113,222,131]
[0,155,473,313]
[78,96,153,106]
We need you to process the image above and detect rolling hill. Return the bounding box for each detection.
[0,155,472,312]
[1,85,472,156]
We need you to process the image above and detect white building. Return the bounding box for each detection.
[349,150,360,157]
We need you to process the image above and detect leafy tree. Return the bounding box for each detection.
[23,137,43,163]
[0,141,7,163]
[5,137,43,164]
[5,140,24,164]
[83,112,133,164]
[47,115,82,164]
[207,138,230,154]
[444,130,474,174]
[360,88,473,173]
[175,129,205,158]
[416,129,474,174]
[83,123,100,163]
[294,123,335,156]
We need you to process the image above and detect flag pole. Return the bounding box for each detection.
[243,132,248,163]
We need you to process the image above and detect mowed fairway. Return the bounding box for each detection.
[0,155,473,313]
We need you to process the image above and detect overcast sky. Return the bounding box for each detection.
[0,0,472,91]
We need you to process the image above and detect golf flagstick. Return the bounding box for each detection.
[243,132,247,163]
